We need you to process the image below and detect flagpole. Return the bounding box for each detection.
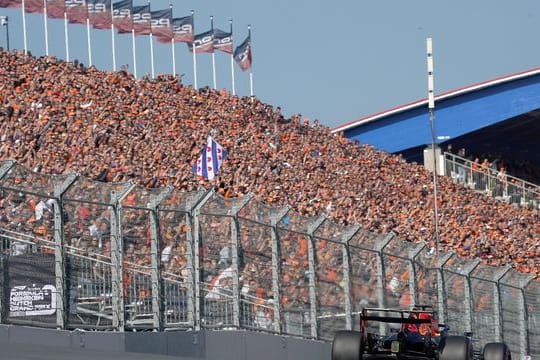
[150,33,155,78]
[132,28,137,77]
[148,0,154,78]
[86,14,93,67]
[210,15,216,90]
[111,1,116,71]
[230,19,235,96]
[43,0,49,56]
[248,25,253,101]
[171,39,176,75]
[191,10,197,89]
[427,37,440,256]
[64,10,70,62]
[21,0,27,55]
[169,4,175,75]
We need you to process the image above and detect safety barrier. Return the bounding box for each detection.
[0,159,538,359]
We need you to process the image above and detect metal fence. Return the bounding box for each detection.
[444,152,540,210]
[0,160,538,359]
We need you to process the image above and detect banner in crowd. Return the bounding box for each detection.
[132,4,151,35]
[112,0,132,33]
[150,8,171,41]
[10,284,57,316]
[188,30,214,53]
[234,35,252,71]
[193,136,228,180]
[213,28,232,54]
[88,0,111,29]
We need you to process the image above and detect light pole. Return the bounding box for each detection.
[426,37,440,256]
[0,16,8,51]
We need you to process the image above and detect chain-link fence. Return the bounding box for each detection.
[0,160,539,358]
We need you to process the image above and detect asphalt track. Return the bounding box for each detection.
[0,341,187,360]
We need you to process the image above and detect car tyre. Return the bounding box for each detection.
[483,342,511,360]
[439,335,473,360]
[332,330,363,360]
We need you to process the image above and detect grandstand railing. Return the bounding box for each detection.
[443,152,540,209]
[0,159,538,359]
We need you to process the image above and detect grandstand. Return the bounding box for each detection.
[0,49,539,358]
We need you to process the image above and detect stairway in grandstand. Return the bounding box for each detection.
[443,152,540,210]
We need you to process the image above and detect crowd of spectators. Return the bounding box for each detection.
[0,48,538,316]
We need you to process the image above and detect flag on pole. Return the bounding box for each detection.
[25,0,43,13]
[213,28,232,54]
[88,0,111,29]
[192,136,228,180]
[234,35,251,71]
[112,0,132,33]
[132,4,151,35]
[66,0,88,24]
[162,15,193,44]
[150,8,171,41]
[188,30,214,53]
[46,0,64,18]
[0,0,20,8]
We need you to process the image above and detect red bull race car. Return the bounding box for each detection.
[331,307,511,360]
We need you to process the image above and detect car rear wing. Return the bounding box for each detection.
[360,307,435,324]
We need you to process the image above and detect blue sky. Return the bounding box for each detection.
[1,0,539,128]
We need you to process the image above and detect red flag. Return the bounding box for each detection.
[132,4,151,35]
[150,8,171,41]
[0,0,21,8]
[112,0,132,33]
[25,0,43,13]
[66,0,88,24]
[46,0,65,19]
[88,0,111,29]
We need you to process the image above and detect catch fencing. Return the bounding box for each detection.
[0,160,538,359]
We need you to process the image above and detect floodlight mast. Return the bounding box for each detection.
[427,37,440,256]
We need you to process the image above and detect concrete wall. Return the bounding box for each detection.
[0,324,331,360]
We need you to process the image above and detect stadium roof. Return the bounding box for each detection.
[332,67,540,133]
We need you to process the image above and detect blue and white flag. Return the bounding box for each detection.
[193,136,228,180]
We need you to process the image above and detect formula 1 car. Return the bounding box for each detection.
[331,307,511,360]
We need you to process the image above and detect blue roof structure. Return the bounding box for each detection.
[332,68,540,165]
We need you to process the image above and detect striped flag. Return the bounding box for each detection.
[192,136,228,180]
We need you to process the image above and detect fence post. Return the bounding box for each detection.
[341,225,361,330]
[110,182,136,332]
[191,189,214,330]
[149,186,173,331]
[270,206,290,333]
[519,276,535,359]
[375,232,394,335]
[0,160,15,180]
[463,259,481,333]
[409,242,426,307]
[229,194,253,329]
[493,266,511,342]
[307,216,325,339]
[436,252,454,324]
[52,174,77,329]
